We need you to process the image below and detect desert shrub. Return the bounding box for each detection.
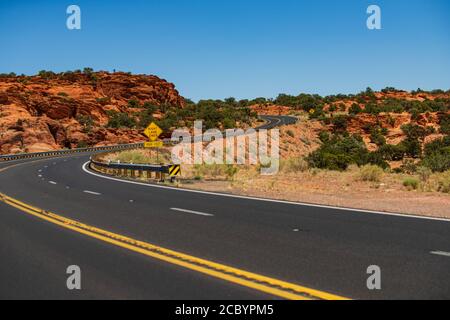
[318,131,330,143]
[76,115,94,133]
[286,130,295,138]
[400,159,418,174]
[330,115,349,133]
[76,141,88,148]
[0,72,16,78]
[307,134,387,171]
[398,124,428,158]
[421,151,450,173]
[225,165,239,181]
[128,99,140,108]
[223,117,235,129]
[137,109,155,129]
[403,177,419,190]
[439,114,450,134]
[58,92,68,97]
[106,111,136,128]
[83,67,94,75]
[96,97,111,105]
[349,103,362,115]
[370,128,386,146]
[416,166,432,182]
[142,102,158,113]
[359,165,384,182]
[38,70,56,79]
[274,93,324,111]
[281,158,309,173]
[436,171,450,193]
[401,124,427,140]
[421,136,450,172]
[401,138,422,158]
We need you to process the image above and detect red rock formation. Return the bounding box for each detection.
[0,72,184,154]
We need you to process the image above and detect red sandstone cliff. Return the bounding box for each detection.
[0,71,184,154]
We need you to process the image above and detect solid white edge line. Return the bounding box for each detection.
[170,207,214,217]
[82,161,450,223]
[430,251,450,257]
[83,190,101,196]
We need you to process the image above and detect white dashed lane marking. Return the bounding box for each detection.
[83,190,101,196]
[431,251,450,257]
[170,208,214,217]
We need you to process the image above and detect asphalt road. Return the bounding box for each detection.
[1,116,450,299]
[257,115,298,129]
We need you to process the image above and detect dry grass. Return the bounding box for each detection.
[358,165,384,182]
[100,148,172,164]
[178,161,450,218]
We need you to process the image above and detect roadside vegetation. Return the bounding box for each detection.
[104,98,257,132]
[101,149,172,164]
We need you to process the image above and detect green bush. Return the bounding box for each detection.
[403,177,419,190]
[128,99,140,108]
[439,114,450,134]
[106,111,136,129]
[330,115,349,133]
[76,115,94,133]
[286,130,295,138]
[421,136,450,172]
[437,171,450,193]
[376,144,406,161]
[370,128,386,146]
[349,103,362,115]
[96,97,111,105]
[416,166,432,182]
[76,141,89,148]
[38,70,56,79]
[307,134,388,171]
[225,165,239,181]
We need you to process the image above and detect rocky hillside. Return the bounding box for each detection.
[251,89,449,150]
[0,71,184,154]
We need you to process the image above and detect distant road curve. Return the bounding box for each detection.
[256,115,298,130]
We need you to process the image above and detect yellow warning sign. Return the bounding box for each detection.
[144,141,164,148]
[144,122,163,141]
[169,165,181,177]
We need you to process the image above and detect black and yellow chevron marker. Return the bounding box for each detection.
[169,165,181,177]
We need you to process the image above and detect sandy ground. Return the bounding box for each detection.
[178,166,450,219]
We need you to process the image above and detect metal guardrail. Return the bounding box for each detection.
[1,115,297,163]
[90,158,170,173]
[0,143,145,162]
[89,156,173,182]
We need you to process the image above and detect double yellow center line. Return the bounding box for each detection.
[0,161,348,300]
[0,192,348,300]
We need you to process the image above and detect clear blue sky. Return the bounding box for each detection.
[0,0,449,101]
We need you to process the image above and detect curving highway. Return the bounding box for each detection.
[257,115,298,130]
[1,116,450,299]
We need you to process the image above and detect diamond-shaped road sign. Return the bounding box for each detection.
[144,122,163,141]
